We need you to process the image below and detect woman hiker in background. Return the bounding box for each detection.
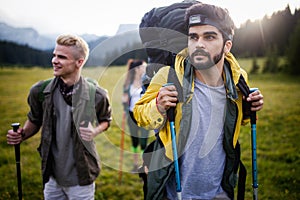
[122,59,149,172]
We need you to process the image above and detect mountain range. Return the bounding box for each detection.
[0,22,140,51]
[0,22,144,66]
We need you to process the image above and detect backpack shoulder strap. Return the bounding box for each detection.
[86,78,97,102]
[167,56,183,103]
[237,74,250,97]
[38,78,53,102]
[85,77,98,119]
[237,74,252,119]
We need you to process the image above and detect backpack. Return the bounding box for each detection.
[139,0,199,88]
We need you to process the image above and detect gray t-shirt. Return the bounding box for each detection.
[51,87,78,186]
[167,78,227,200]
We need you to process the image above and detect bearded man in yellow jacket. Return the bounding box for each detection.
[134,2,264,200]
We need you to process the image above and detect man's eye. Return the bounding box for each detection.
[205,35,216,40]
[58,55,67,59]
[189,35,198,40]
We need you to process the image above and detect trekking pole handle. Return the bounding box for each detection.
[11,122,21,161]
[163,83,176,122]
[167,106,175,122]
[249,88,258,124]
[11,123,21,160]
[11,122,20,132]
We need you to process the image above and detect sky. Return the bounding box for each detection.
[0,0,299,37]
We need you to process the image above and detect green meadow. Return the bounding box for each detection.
[0,60,299,199]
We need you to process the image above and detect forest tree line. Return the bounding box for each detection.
[1,5,299,74]
[231,5,300,57]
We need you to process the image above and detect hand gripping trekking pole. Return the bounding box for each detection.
[164,83,182,200]
[11,122,22,200]
[250,88,258,200]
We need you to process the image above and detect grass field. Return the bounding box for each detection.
[0,61,299,199]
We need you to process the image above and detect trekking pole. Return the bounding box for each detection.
[11,122,22,200]
[250,88,258,200]
[168,107,182,200]
[164,83,182,200]
[118,111,126,184]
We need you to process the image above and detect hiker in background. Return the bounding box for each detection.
[7,34,112,199]
[134,2,264,200]
[122,59,149,172]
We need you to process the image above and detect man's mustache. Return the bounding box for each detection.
[191,49,210,57]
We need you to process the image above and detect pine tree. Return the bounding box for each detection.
[285,19,300,75]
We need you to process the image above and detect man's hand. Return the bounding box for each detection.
[247,90,264,111]
[79,121,108,141]
[79,122,97,141]
[156,84,178,114]
[7,128,23,145]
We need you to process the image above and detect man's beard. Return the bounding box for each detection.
[190,48,223,70]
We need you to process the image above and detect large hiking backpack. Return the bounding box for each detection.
[139,0,199,85]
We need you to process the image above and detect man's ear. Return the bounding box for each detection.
[76,58,84,69]
[224,40,232,54]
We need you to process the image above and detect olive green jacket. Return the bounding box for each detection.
[27,77,112,186]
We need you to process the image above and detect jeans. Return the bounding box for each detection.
[44,176,95,200]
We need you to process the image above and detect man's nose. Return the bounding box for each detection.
[52,56,58,64]
[196,38,205,48]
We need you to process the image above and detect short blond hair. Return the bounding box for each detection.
[56,34,89,65]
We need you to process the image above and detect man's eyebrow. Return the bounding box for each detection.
[188,33,198,37]
[203,31,218,35]
[188,31,218,37]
